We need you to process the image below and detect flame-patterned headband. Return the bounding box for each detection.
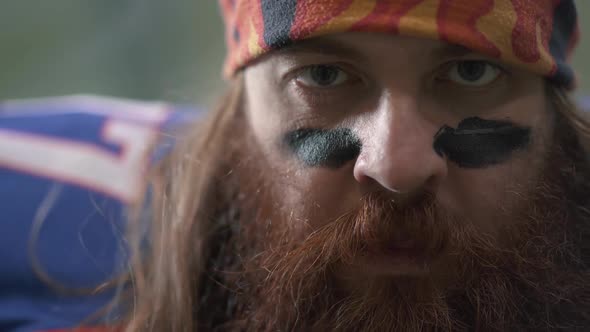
[220,0,579,88]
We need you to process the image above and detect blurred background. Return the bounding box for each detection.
[0,1,588,108]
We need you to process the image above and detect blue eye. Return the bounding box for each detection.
[296,65,349,88]
[446,61,502,87]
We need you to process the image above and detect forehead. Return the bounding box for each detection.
[266,32,485,66]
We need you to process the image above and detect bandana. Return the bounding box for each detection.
[220,0,579,88]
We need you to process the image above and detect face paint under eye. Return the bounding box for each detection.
[433,117,531,168]
[283,128,362,169]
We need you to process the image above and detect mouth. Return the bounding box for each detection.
[347,240,435,277]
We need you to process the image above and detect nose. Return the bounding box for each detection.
[353,93,448,195]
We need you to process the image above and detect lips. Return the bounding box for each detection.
[347,250,428,278]
[342,238,434,277]
[367,238,424,256]
[387,239,417,250]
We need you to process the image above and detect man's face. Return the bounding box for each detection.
[243,32,550,277]
[208,32,590,330]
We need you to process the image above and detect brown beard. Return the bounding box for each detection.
[196,109,590,331]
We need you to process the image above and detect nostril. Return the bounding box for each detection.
[353,155,371,184]
[423,175,440,192]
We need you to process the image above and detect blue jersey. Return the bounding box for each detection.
[0,95,198,332]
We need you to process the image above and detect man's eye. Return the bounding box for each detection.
[445,61,503,87]
[296,65,349,88]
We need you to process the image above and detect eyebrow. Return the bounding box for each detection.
[429,44,478,60]
[275,37,479,64]
[275,38,368,63]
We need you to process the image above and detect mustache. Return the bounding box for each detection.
[263,191,455,271]
[350,191,450,257]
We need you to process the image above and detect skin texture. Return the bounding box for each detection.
[245,32,550,238]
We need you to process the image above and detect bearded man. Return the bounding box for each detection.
[121,1,589,331]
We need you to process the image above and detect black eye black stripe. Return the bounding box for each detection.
[433,117,531,168]
[283,128,362,169]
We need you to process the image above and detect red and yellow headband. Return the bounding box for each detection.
[220,0,579,88]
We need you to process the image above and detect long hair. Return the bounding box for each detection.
[121,75,245,332]
[118,78,589,331]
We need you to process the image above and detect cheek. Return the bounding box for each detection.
[244,69,364,228]
[436,87,551,235]
[438,139,548,236]
[244,68,288,153]
[279,167,362,230]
